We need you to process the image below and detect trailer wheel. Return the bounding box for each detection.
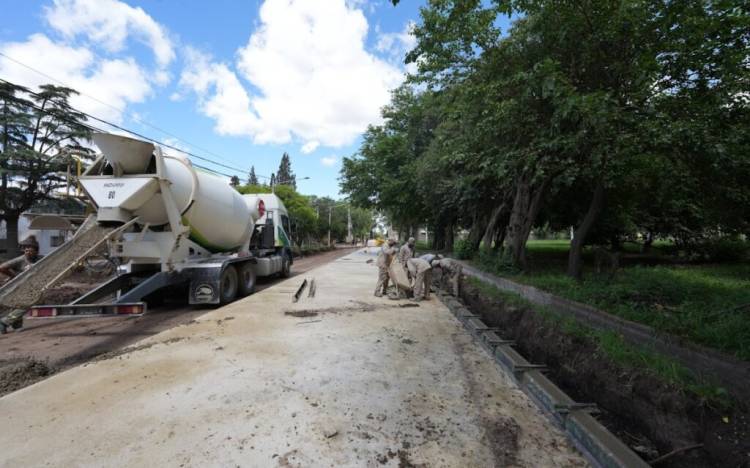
[220,265,239,304]
[238,262,256,296]
[280,252,291,278]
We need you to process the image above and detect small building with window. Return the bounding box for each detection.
[0,196,89,256]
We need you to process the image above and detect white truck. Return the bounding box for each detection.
[30,133,294,317]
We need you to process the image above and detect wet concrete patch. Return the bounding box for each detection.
[284,311,319,318]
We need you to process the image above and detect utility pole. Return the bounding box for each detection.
[328,206,332,247]
[346,206,353,244]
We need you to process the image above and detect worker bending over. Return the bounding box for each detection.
[406,257,432,302]
[374,239,398,297]
[0,236,40,333]
[433,258,463,297]
[419,253,442,264]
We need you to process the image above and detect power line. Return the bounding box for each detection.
[0,77,254,179]
[0,50,243,169]
[0,86,242,180]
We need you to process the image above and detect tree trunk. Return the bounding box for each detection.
[505,177,551,270]
[445,222,455,252]
[567,180,605,280]
[482,203,506,249]
[468,213,488,252]
[642,232,654,253]
[432,222,445,250]
[493,226,507,253]
[4,215,20,260]
[505,180,531,268]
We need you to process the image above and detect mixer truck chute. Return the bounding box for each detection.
[29,133,295,317]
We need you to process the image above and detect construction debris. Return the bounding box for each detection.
[308,278,316,297]
[292,278,308,302]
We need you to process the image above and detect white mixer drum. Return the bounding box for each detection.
[134,157,253,252]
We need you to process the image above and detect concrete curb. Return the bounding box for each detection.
[456,261,750,399]
[437,290,649,468]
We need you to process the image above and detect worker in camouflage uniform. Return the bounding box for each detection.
[398,237,416,271]
[374,239,398,297]
[0,236,40,333]
[433,258,463,297]
[419,253,442,265]
[406,257,432,302]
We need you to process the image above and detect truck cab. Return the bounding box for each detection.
[243,193,294,278]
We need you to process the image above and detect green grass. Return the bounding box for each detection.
[472,242,750,361]
[466,277,732,408]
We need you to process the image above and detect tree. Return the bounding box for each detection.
[276,152,296,188]
[269,172,276,187]
[248,166,259,185]
[229,175,240,187]
[0,82,93,258]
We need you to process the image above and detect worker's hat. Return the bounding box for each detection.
[19,235,39,249]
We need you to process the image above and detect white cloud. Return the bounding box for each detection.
[301,141,320,154]
[320,155,338,167]
[161,137,191,160]
[0,34,152,122]
[376,21,418,74]
[180,0,405,148]
[179,48,259,137]
[45,0,174,67]
[0,0,173,124]
[376,21,417,58]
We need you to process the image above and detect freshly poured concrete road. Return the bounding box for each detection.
[0,250,586,467]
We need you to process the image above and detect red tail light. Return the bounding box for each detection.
[258,199,265,218]
[30,307,56,317]
[116,304,145,315]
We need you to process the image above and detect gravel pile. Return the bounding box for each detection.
[0,217,114,309]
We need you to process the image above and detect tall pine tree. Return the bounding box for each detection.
[248,165,259,185]
[276,152,295,189]
[0,83,93,258]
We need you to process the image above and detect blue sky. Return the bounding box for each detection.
[0,0,428,197]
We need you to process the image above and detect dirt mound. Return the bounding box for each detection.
[460,281,749,468]
[38,285,93,305]
[0,358,55,397]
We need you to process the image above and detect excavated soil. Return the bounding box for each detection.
[460,280,750,468]
[0,357,54,397]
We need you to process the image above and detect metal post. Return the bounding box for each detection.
[347,206,352,244]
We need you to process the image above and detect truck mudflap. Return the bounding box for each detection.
[189,268,222,304]
[29,302,147,318]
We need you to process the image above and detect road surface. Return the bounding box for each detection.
[0,249,586,467]
[0,247,357,372]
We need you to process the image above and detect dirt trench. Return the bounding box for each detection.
[460,280,749,468]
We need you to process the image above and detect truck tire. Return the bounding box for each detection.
[238,262,256,296]
[280,252,291,278]
[219,265,239,304]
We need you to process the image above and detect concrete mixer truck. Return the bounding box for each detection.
[29,133,294,318]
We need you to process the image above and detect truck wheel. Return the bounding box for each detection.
[280,252,291,278]
[220,265,239,304]
[238,262,256,296]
